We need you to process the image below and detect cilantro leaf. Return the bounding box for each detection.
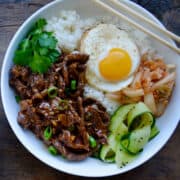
[39,47,49,56]
[49,49,61,63]
[19,39,31,50]
[38,33,57,49]
[29,52,52,74]
[31,34,41,49]
[28,19,47,37]
[13,18,60,74]
[36,18,47,30]
[13,49,32,66]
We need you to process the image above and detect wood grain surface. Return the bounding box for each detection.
[0,0,179,179]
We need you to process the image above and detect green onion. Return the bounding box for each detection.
[43,126,52,140]
[48,86,58,98]
[71,80,77,91]
[48,146,58,155]
[58,99,69,110]
[15,95,21,103]
[89,136,97,148]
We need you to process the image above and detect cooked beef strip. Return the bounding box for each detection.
[10,53,110,161]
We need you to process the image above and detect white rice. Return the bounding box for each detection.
[46,10,155,55]
[45,11,96,52]
[84,85,119,115]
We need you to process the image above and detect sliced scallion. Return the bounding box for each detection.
[58,99,69,110]
[89,135,97,148]
[71,80,77,91]
[48,86,58,98]
[43,126,52,140]
[48,146,58,155]
[15,95,21,103]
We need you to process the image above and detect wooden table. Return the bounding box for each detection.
[0,0,179,179]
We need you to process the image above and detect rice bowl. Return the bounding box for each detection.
[1,0,180,177]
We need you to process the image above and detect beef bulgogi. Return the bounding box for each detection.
[10,53,110,161]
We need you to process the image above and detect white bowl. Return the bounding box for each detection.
[1,0,180,177]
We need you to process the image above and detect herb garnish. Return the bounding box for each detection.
[13,18,61,73]
[15,95,21,103]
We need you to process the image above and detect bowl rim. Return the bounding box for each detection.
[1,0,179,177]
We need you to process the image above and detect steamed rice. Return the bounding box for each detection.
[45,11,96,52]
[84,85,119,115]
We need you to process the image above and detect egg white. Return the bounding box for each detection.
[80,24,140,92]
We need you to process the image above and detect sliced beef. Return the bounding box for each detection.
[9,53,110,161]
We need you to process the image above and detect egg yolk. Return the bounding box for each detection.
[99,48,132,81]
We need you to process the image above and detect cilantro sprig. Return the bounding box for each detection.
[13,18,61,74]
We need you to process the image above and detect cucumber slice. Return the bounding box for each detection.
[128,125,151,154]
[110,104,135,133]
[140,113,154,128]
[149,125,160,141]
[101,102,159,167]
[108,134,118,151]
[127,102,154,130]
[130,112,154,130]
[115,123,129,140]
[100,145,115,163]
[100,124,129,163]
[121,125,151,155]
[115,143,135,168]
[100,134,117,162]
[120,138,129,150]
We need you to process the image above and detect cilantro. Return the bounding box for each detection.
[29,52,51,74]
[13,49,32,66]
[13,18,60,74]
[49,49,61,63]
[39,47,49,56]
[19,39,31,50]
[36,18,47,30]
[38,32,57,49]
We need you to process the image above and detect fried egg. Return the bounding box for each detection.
[80,24,140,92]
